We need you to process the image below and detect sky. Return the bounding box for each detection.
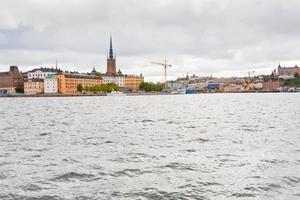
[1,0,300,82]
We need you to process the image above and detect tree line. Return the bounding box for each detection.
[77,83,119,93]
[285,72,300,87]
[139,82,163,92]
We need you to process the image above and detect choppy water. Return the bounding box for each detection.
[0,93,300,200]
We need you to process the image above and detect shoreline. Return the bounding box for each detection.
[0,90,298,98]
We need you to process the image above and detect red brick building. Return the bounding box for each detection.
[0,66,24,94]
[278,64,299,76]
[263,79,284,91]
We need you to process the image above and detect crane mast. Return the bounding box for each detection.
[151,59,172,90]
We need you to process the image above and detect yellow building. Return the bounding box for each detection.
[56,73,102,94]
[124,74,144,91]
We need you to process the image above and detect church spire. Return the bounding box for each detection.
[109,35,114,59]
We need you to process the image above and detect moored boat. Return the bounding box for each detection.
[107,91,127,96]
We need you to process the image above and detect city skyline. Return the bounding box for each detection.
[1,0,300,82]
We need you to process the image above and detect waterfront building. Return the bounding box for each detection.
[44,74,58,93]
[102,74,116,84]
[115,69,125,88]
[167,80,185,91]
[27,68,61,79]
[24,78,44,95]
[263,79,284,91]
[223,84,241,92]
[56,73,102,94]
[188,82,207,91]
[100,72,125,88]
[207,82,224,92]
[124,74,144,91]
[0,66,24,94]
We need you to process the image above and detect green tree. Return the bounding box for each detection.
[15,87,24,93]
[95,72,101,77]
[139,82,163,92]
[77,83,84,92]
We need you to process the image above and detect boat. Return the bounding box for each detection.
[178,88,186,94]
[107,91,127,96]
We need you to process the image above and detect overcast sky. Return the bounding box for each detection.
[1,0,300,82]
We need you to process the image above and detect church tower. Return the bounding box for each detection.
[106,36,116,75]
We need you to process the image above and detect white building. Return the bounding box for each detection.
[28,68,61,79]
[102,74,115,84]
[44,75,58,93]
[115,75,125,87]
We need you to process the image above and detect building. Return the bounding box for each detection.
[124,74,144,91]
[263,79,284,91]
[44,74,58,93]
[207,83,224,92]
[56,73,103,94]
[27,68,61,79]
[0,66,24,94]
[167,80,185,91]
[106,36,116,75]
[102,74,116,84]
[277,64,300,78]
[115,69,125,88]
[24,79,44,95]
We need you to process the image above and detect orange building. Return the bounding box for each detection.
[124,74,144,91]
[57,73,102,94]
[24,79,44,95]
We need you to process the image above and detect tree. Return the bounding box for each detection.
[95,71,101,77]
[15,87,24,93]
[77,83,83,92]
[139,82,163,92]
[294,72,299,78]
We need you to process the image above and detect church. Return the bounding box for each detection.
[101,36,144,91]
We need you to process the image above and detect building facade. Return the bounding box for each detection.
[124,74,144,91]
[277,64,300,77]
[116,75,125,88]
[44,74,58,93]
[57,73,103,94]
[102,74,116,84]
[24,79,44,95]
[263,79,284,91]
[0,66,24,94]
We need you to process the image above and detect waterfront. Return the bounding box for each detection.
[0,93,300,199]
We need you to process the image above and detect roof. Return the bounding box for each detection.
[45,74,56,79]
[0,66,20,75]
[27,67,62,73]
[59,72,103,80]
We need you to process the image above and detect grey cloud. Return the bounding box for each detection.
[0,0,300,81]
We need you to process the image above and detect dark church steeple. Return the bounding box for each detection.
[106,35,117,75]
[109,35,114,59]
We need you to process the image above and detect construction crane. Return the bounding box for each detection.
[247,71,255,79]
[151,59,172,89]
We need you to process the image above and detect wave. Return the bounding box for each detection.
[51,172,95,182]
[120,188,209,200]
[110,168,151,177]
[158,162,196,171]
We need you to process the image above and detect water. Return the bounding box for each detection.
[0,93,299,200]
